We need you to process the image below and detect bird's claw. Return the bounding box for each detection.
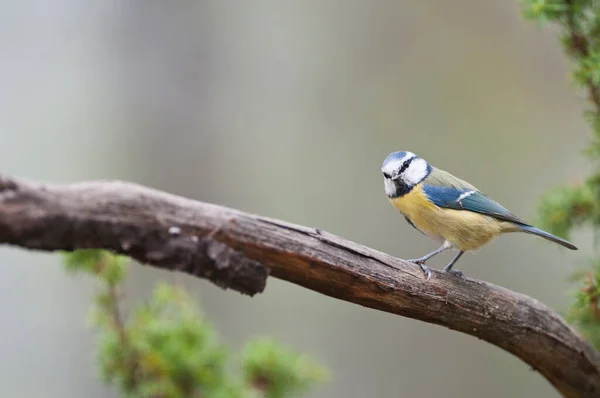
[408,261,431,281]
[444,269,464,278]
[407,259,432,281]
[421,264,432,281]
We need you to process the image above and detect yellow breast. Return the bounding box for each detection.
[389,184,511,251]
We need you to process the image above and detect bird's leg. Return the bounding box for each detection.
[408,242,452,281]
[408,242,451,264]
[443,251,465,277]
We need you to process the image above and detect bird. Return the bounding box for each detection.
[381,151,577,281]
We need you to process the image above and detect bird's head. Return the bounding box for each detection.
[381,151,431,198]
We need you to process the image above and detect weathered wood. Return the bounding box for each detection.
[0,174,598,397]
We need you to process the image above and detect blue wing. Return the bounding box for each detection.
[421,184,527,225]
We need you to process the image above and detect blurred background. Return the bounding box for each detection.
[0,1,592,397]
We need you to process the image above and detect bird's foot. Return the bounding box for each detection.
[408,259,432,281]
[442,267,464,278]
[421,264,432,281]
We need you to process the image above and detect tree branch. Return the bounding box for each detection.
[0,174,598,397]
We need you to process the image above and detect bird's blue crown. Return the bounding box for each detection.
[381,151,410,169]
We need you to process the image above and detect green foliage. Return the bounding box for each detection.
[535,181,596,237]
[63,249,128,287]
[574,50,600,87]
[63,250,328,398]
[242,338,329,398]
[565,261,600,348]
[522,0,600,349]
[522,0,567,26]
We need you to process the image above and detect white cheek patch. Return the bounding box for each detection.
[403,158,429,185]
[384,178,397,196]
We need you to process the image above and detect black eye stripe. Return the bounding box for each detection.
[398,156,415,174]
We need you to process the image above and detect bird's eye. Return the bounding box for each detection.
[383,171,391,179]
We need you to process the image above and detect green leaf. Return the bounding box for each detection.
[242,337,329,398]
[536,182,595,238]
[62,249,129,286]
[62,249,106,274]
[522,0,568,22]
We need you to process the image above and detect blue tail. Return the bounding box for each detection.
[518,225,578,250]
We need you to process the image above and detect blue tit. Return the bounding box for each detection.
[381,151,577,281]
